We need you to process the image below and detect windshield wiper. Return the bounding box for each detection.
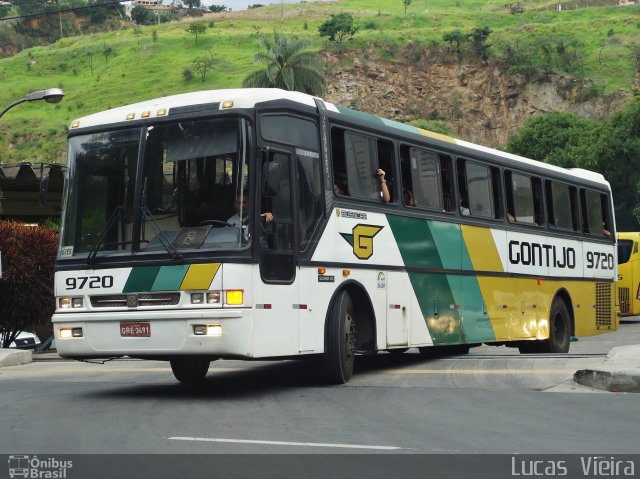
[141,205,183,261]
[87,206,123,265]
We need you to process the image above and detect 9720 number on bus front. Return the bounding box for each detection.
[65,275,114,290]
[585,251,614,270]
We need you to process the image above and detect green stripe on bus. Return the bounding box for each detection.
[427,221,463,270]
[409,272,462,344]
[459,276,496,342]
[151,265,190,291]
[123,266,161,293]
[387,215,443,268]
[389,215,496,343]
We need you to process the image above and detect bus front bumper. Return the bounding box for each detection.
[51,309,252,359]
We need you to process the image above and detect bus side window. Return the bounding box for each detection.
[458,158,494,219]
[506,171,541,225]
[545,180,577,231]
[332,127,395,203]
[440,154,455,212]
[581,189,612,238]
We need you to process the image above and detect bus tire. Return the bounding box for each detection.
[518,299,571,354]
[170,357,210,384]
[322,291,356,384]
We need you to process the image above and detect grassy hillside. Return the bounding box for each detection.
[0,0,638,164]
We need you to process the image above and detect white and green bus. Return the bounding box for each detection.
[52,88,618,384]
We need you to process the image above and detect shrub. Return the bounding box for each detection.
[0,221,58,348]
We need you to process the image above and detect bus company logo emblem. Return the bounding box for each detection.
[340,224,384,260]
[127,294,138,308]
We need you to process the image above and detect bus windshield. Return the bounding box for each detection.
[59,117,251,260]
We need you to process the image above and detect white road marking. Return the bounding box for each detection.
[167,436,402,450]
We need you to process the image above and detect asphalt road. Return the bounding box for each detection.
[1,319,639,478]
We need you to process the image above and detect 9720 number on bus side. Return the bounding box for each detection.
[585,251,614,270]
[65,275,114,290]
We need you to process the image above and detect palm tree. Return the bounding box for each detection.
[242,34,326,96]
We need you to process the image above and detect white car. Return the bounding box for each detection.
[1,331,41,350]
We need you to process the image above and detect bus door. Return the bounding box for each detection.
[252,148,300,356]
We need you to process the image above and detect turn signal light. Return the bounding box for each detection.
[226,290,243,305]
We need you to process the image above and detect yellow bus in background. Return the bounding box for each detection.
[617,232,640,316]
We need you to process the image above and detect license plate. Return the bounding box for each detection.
[120,322,150,337]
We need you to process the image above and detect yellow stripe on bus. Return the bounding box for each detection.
[461,225,503,272]
[180,263,221,290]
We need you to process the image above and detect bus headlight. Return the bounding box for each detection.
[191,293,204,304]
[207,291,221,304]
[59,297,83,309]
[193,324,222,336]
[59,328,82,339]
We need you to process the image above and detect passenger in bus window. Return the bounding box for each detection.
[333,172,349,197]
[603,222,611,237]
[403,189,416,206]
[376,169,391,203]
[459,195,470,216]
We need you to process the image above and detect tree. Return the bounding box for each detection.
[443,30,466,56]
[183,0,202,9]
[591,100,640,230]
[209,4,227,12]
[242,34,326,96]
[0,222,58,348]
[131,5,153,25]
[403,0,413,14]
[318,13,359,43]
[192,56,211,82]
[468,27,491,61]
[103,43,113,62]
[505,112,600,168]
[186,21,207,45]
[133,27,144,46]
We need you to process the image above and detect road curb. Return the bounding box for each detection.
[573,344,640,393]
[0,348,33,368]
[573,369,640,393]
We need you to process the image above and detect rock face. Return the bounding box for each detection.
[323,50,629,148]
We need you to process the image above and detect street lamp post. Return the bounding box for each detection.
[0,88,64,119]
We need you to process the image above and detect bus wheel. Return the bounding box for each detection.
[518,299,571,354]
[546,299,571,353]
[322,291,356,384]
[170,357,210,384]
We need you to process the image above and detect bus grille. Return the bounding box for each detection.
[619,287,630,314]
[595,283,612,328]
[90,293,181,308]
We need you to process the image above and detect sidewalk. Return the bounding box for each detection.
[0,348,32,367]
[573,344,640,393]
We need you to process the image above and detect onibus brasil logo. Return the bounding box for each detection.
[8,455,73,478]
[340,224,384,260]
